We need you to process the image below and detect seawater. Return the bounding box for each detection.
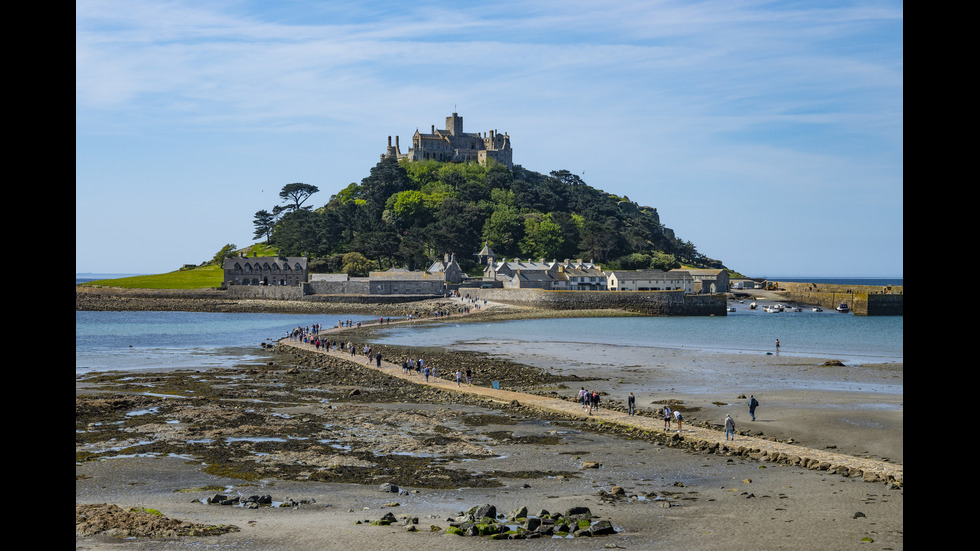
[372,309,903,366]
[75,311,375,374]
[76,307,902,375]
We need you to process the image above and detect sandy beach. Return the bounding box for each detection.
[76,299,902,550]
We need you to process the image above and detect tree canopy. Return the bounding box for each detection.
[255,157,722,274]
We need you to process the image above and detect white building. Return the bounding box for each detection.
[606,269,694,293]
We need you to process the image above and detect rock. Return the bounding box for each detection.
[379,482,399,493]
[589,520,617,536]
[609,486,626,496]
[566,506,592,517]
[581,461,601,469]
[471,504,496,521]
[509,505,528,520]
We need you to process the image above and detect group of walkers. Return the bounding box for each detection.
[577,387,604,415]
[286,314,762,444]
[580,387,689,432]
[398,357,474,386]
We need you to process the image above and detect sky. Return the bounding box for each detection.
[76,0,903,278]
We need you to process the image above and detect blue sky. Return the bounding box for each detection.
[76,0,903,278]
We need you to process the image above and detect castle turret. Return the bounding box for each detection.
[446,112,463,136]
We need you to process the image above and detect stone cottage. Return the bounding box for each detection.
[224,255,308,286]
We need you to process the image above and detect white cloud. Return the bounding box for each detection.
[76,0,903,276]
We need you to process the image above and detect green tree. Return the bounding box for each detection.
[252,210,275,243]
[279,183,320,211]
[519,213,564,259]
[272,209,326,257]
[341,252,372,277]
[482,205,522,257]
[360,157,412,220]
[211,244,237,266]
[650,251,679,271]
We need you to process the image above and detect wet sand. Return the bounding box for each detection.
[469,341,904,464]
[76,301,903,550]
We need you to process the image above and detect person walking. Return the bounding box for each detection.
[663,405,672,431]
[627,392,636,416]
[748,395,759,421]
[456,370,462,387]
[724,414,736,440]
[579,387,588,410]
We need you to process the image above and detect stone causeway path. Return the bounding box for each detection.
[279,314,902,488]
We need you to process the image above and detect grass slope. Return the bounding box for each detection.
[77,266,223,289]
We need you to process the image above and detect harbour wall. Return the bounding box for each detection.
[469,288,727,316]
[771,281,903,316]
[107,285,725,316]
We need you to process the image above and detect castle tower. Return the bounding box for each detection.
[446,112,463,136]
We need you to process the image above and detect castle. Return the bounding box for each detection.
[383,112,513,169]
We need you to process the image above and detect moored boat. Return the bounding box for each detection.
[836,302,850,313]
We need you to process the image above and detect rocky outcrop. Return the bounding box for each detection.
[359,502,617,539]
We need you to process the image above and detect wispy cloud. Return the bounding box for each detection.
[76,0,902,275]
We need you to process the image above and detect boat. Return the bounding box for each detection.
[812,306,823,312]
[728,306,736,312]
[749,302,757,310]
[836,302,850,313]
[788,306,802,312]
[764,304,784,313]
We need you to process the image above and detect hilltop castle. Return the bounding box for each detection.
[382,112,513,169]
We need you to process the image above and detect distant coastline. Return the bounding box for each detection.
[766,277,903,286]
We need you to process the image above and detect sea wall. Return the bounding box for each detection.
[772,281,903,316]
[308,280,370,295]
[468,288,726,316]
[226,284,308,300]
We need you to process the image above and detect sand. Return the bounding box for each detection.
[76,300,903,550]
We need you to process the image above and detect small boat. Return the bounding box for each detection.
[764,304,784,313]
[749,302,757,310]
[836,302,850,313]
[788,306,801,312]
[728,306,736,312]
[812,306,823,312]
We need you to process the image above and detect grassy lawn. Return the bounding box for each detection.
[77,266,223,289]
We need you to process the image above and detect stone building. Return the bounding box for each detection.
[368,270,444,295]
[607,269,694,293]
[673,268,730,293]
[224,255,308,286]
[383,112,513,169]
[427,253,465,284]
